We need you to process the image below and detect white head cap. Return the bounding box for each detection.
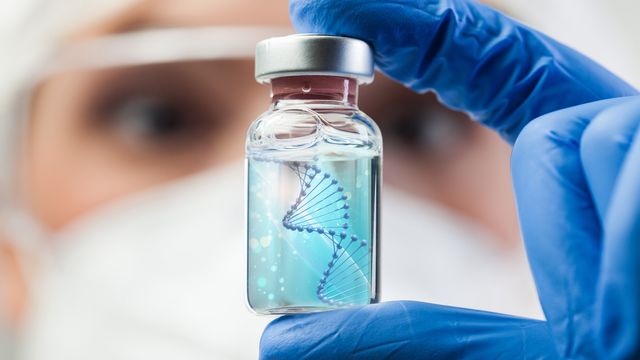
[0,0,136,245]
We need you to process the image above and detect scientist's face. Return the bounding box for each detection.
[19,0,514,238]
[2,0,516,328]
[24,60,263,230]
[21,0,290,230]
[1,0,291,330]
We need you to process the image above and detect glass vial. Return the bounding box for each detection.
[246,35,381,314]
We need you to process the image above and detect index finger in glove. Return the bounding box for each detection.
[290,0,637,143]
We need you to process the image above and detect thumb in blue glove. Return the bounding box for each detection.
[262,301,555,359]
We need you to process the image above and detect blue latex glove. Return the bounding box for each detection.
[260,0,640,359]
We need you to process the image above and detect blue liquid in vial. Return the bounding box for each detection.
[247,154,379,313]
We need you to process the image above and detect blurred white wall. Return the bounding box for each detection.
[492,0,640,89]
[0,2,29,38]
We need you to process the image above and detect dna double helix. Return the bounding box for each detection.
[281,161,371,306]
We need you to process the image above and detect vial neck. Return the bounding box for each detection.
[270,76,358,107]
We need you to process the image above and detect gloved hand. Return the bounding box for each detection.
[260,96,640,360]
[259,0,640,359]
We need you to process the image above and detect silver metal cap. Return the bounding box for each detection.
[255,34,374,84]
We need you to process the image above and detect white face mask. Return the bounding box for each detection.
[380,187,542,319]
[16,161,271,360]
[9,161,541,360]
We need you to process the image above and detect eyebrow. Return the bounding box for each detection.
[73,1,174,38]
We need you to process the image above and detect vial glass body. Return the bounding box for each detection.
[246,76,381,314]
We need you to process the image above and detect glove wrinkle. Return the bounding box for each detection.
[351,338,410,358]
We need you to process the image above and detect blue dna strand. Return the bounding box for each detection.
[281,161,371,306]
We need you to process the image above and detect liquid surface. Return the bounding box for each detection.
[247,154,379,314]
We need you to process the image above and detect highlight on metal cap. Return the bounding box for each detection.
[255,34,374,85]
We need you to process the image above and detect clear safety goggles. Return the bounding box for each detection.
[1,25,291,242]
[1,24,474,244]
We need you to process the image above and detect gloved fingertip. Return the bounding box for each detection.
[580,96,640,217]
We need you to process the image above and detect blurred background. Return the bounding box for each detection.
[0,0,638,359]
